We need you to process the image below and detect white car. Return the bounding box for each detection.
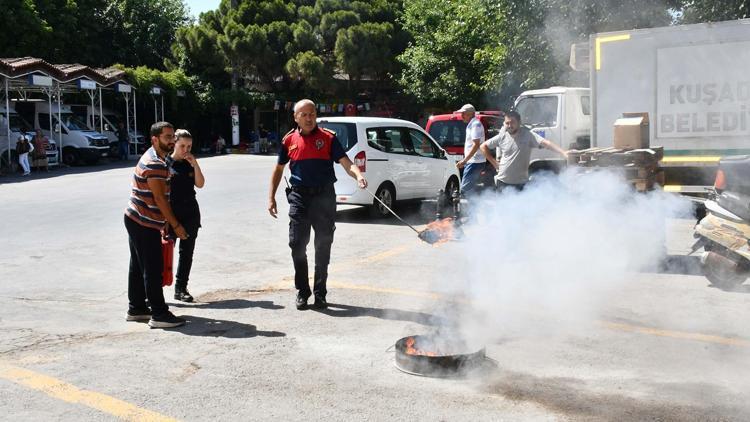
[318,117,460,217]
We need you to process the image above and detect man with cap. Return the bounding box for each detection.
[268,99,368,310]
[480,110,568,192]
[454,104,486,197]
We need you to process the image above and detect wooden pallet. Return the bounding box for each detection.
[567,146,665,192]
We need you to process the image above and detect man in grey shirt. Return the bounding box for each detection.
[480,110,568,191]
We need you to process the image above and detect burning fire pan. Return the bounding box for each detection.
[394,335,486,377]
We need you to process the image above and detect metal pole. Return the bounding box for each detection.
[89,91,95,128]
[153,96,157,123]
[57,83,62,163]
[124,92,130,160]
[133,91,138,150]
[5,78,10,169]
[98,87,103,133]
[160,95,164,122]
[49,88,56,162]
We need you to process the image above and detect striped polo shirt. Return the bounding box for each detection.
[125,147,170,230]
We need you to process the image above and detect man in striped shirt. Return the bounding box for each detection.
[124,121,188,328]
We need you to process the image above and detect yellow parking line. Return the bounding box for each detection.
[358,245,412,264]
[599,321,750,347]
[327,281,441,300]
[0,363,178,422]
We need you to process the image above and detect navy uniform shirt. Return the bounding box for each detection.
[278,126,346,187]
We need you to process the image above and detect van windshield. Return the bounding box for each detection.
[427,120,466,148]
[8,113,31,132]
[105,114,121,127]
[317,122,357,151]
[515,96,559,127]
[58,113,89,131]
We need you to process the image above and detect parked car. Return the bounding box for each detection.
[425,110,504,164]
[317,117,461,217]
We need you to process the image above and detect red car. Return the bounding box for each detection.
[425,110,503,158]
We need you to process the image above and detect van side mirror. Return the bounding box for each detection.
[53,123,60,133]
[105,124,111,131]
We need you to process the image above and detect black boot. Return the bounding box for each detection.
[174,286,194,302]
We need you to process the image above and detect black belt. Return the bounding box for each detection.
[290,184,331,194]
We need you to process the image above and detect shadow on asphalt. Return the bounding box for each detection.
[651,255,704,276]
[708,284,750,294]
[170,299,285,310]
[312,303,442,326]
[478,369,748,421]
[175,314,286,338]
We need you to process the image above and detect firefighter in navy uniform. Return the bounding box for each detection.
[268,99,367,310]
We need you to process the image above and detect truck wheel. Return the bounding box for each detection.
[62,148,79,166]
[370,184,395,218]
[703,250,749,290]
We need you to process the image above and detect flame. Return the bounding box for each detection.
[418,218,456,246]
[404,336,438,357]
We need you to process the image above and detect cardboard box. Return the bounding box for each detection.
[613,112,649,150]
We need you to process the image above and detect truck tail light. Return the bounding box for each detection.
[354,150,366,172]
[714,169,726,192]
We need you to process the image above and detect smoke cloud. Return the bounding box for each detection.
[430,169,693,350]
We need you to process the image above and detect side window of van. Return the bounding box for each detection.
[408,129,438,158]
[38,113,51,130]
[366,127,409,154]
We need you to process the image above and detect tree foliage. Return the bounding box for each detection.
[678,0,750,23]
[174,0,406,97]
[0,0,189,69]
[397,0,508,107]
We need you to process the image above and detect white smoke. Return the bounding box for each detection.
[432,169,692,349]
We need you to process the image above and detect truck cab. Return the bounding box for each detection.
[19,102,110,165]
[514,87,592,171]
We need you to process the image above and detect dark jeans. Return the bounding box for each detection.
[173,203,200,289]
[286,183,336,299]
[124,215,169,316]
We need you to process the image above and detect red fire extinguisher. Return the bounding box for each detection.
[161,237,174,287]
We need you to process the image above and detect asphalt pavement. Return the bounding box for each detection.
[1,155,749,421]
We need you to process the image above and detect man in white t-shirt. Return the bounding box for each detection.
[480,110,568,192]
[454,104,486,197]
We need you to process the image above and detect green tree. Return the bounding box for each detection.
[175,0,405,98]
[678,0,750,22]
[397,0,507,106]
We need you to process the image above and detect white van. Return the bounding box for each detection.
[317,117,460,217]
[69,105,146,156]
[28,103,110,165]
[0,106,58,170]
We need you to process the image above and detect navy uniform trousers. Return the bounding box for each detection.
[286,183,336,299]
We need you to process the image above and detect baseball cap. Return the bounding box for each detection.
[454,104,476,113]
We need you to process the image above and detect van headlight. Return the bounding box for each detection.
[86,136,106,147]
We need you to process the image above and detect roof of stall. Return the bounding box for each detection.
[0,57,129,86]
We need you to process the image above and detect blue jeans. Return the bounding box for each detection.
[460,162,484,197]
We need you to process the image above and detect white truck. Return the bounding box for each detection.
[20,102,110,165]
[0,105,58,170]
[516,18,750,192]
